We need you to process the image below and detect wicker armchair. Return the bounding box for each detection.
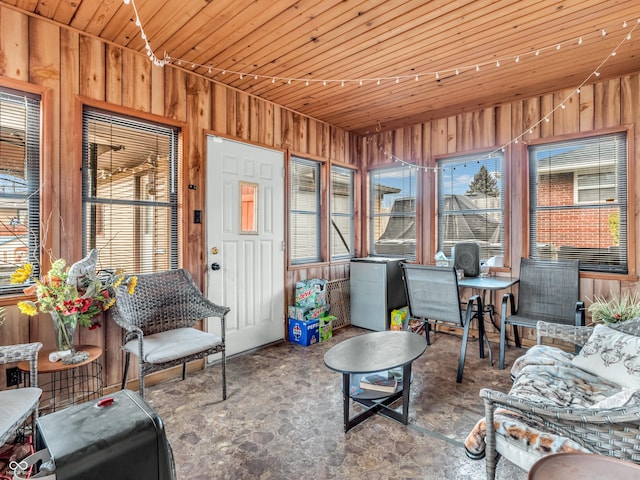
[111,269,230,399]
[0,342,43,445]
[481,320,640,480]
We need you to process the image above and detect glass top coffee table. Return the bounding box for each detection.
[324,330,427,432]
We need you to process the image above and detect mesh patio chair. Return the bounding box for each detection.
[111,269,230,399]
[0,342,42,445]
[499,257,584,369]
[401,263,487,383]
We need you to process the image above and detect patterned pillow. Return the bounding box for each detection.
[572,324,640,388]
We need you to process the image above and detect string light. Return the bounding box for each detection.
[364,17,640,173]
[122,0,636,89]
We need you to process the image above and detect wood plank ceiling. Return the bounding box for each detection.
[7,0,640,135]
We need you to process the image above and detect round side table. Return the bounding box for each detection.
[18,344,104,414]
[529,452,640,480]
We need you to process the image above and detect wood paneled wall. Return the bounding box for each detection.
[1,4,639,386]
[0,6,358,389]
[363,74,640,340]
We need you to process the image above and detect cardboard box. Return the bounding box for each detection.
[288,305,307,321]
[305,304,330,320]
[295,279,327,309]
[319,315,335,342]
[288,304,330,321]
[288,318,319,346]
[390,306,408,331]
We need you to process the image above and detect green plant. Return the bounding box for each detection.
[587,290,640,324]
[608,211,620,246]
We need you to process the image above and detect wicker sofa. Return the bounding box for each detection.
[465,320,640,479]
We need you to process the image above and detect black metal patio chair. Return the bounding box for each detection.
[401,263,487,383]
[499,257,584,369]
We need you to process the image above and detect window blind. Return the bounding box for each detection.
[528,132,627,273]
[0,87,40,293]
[82,107,181,274]
[330,166,354,260]
[290,156,321,264]
[370,167,416,258]
[437,153,505,262]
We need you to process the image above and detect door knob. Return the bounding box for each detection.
[211,262,221,271]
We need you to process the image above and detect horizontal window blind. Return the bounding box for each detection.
[370,167,416,258]
[0,87,40,293]
[330,166,354,260]
[437,153,504,262]
[82,108,181,274]
[529,132,627,273]
[290,156,321,264]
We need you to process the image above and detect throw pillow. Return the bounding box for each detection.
[571,324,640,389]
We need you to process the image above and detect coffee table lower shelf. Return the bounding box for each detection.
[341,363,412,432]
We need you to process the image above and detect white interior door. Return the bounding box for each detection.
[205,135,285,357]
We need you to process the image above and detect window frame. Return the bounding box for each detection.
[436,151,506,264]
[330,165,356,261]
[369,165,417,259]
[289,155,323,265]
[0,83,43,295]
[81,104,183,274]
[574,167,617,205]
[527,128,634,277]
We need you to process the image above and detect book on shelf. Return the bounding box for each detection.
[359,372,398,393]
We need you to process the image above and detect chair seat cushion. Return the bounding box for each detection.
[0,387,42,444]
[124,327,223,364]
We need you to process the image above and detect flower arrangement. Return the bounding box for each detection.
[11,250,137,333]
[587,290,640,325]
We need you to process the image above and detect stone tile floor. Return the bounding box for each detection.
[145,326,529,480]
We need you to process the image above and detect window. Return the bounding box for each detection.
[0,87,40,293]
[330,166,355,260]
[370,167,416,258]
[290,156,321,264]
[82,108,181,273]
[437,153,505,262]
[529,132,627,273]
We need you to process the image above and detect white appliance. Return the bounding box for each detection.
[350,257,407,331]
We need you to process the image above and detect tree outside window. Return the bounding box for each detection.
[437,153,505,262]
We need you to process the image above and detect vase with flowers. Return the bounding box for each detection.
[11,249,137,364]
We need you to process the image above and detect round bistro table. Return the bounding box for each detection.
[528,452,640,480]
[18,344,103,414]
[324,330,427,432]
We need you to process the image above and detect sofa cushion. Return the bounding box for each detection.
[571,324,640,389]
